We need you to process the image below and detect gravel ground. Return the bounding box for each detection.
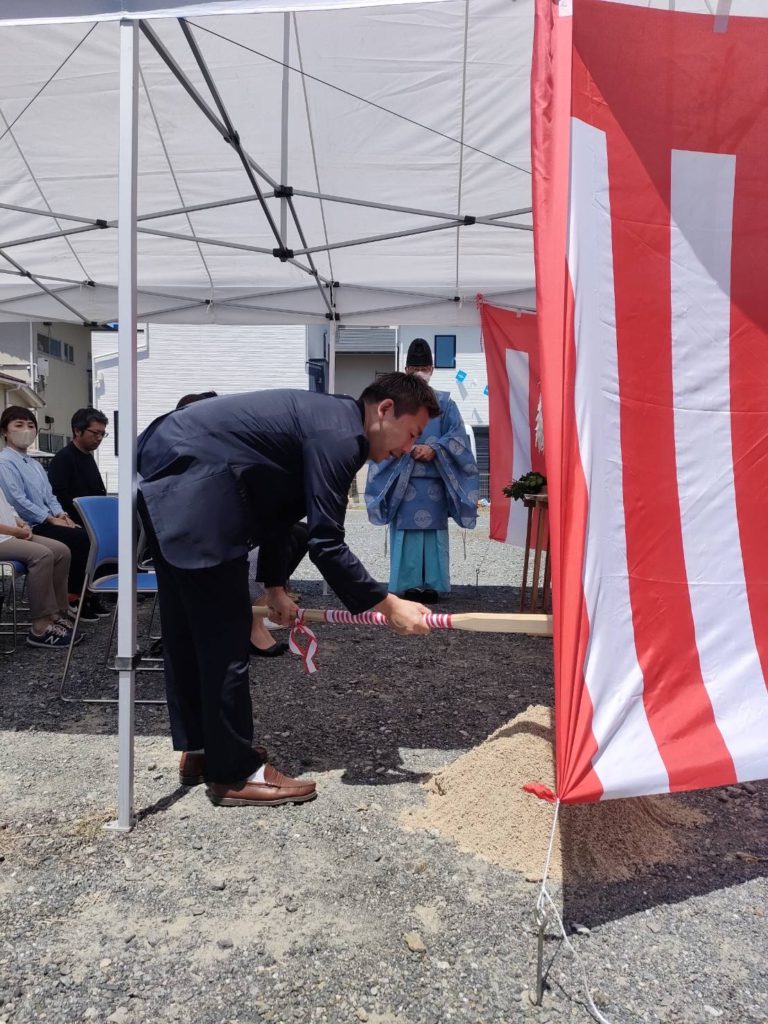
[0,510,766,1024]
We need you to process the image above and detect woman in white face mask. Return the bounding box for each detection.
[0,407,95,625]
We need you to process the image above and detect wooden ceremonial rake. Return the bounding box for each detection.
[253,606,553,636]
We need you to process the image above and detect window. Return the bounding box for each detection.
[37,432,66,454]
[37,333,74,364]
[434,334,456,369]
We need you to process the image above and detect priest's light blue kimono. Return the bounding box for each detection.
[365,390,479,594]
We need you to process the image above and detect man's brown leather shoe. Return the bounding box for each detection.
[206,764,317,807]
[178,746,269,787]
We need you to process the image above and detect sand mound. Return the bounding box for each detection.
[402,705,708,883]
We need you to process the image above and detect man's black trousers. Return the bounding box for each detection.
[140,499,263,785]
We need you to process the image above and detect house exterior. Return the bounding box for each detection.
[84,321,491,496]
[0,322,92,450]
[0,319,491,496]
[91,323,307,491]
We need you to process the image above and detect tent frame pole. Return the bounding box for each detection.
[328,317,337,394]
[280,13,290,244]
[105,17,139,835]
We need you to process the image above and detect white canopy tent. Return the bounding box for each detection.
[0,0,535,828]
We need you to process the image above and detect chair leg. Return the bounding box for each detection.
[147,592,162,640]
[60,580,165,705]
[60,579,89,702]
[104,604,118,666]
[0,568,18,656]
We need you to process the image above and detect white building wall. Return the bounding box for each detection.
[92,323,307,491]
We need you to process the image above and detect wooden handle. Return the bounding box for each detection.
[252,606,552,637]
[448,612,552,635]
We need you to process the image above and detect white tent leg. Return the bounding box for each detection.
[107,17,139,834]
[328,317,337,394]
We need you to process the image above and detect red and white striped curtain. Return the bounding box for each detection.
[533,0,768,803]
[478,299,544,547]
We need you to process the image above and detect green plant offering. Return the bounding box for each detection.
[503,472,547,502]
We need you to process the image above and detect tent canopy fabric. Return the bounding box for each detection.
[0,0,535,326]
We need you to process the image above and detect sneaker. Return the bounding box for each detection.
[88,597,112,618]
[27,626,72,649]
[70,602,99,624]
[54,619,85,645]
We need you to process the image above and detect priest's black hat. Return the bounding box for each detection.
[405,337,433,367]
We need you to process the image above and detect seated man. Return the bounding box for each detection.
[48,407,108,525]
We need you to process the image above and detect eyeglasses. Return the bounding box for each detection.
[84,428,108,439]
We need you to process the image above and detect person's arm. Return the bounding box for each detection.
[0,521,30,539]
[0,463,50,526]
[36,462,64,518]
[302,431,389,613]
[47,450,76,519]
[256,524,294,591]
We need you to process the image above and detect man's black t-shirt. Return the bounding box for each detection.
[48,442,107,524]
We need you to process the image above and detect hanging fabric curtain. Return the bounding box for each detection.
[532,0,768,803]
[478,298,543,547]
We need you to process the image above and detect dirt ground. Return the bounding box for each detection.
[0,571,766,1024]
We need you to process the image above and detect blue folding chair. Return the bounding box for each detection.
[60,495,163,703]
[0,559,29,655]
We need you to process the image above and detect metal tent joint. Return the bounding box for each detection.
[325,311,340,321]
[274,184,294,198]
[273,247,295,261]
[463,215,476,226]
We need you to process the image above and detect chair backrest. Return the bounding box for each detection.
[74,495,119,576]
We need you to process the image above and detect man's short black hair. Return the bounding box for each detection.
[176,391,218,410]
[359,372,440,418]
[72,407,108,435]
[0,405,38,434]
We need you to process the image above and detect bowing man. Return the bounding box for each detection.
[137,373,440,809]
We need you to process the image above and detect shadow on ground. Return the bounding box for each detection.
[3,579,765,932]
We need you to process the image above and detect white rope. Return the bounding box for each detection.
[535,800,615,1024]
[473,536,493,586]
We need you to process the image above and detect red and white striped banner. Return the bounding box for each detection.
[478,298,544,546]
[533,0,768,802]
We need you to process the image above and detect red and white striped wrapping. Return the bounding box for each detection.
[533,0,768,802]
[478,298,545,547]
[287,609,454,674]
[320,609,453,630]
[288,613,320,675]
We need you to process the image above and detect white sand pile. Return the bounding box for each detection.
[402,705,708,882]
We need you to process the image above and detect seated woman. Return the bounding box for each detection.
[0,485,82,649]
[0,406,102,623]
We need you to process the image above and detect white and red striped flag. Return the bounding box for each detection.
[533,0,768,803]
[478,298,545,546]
